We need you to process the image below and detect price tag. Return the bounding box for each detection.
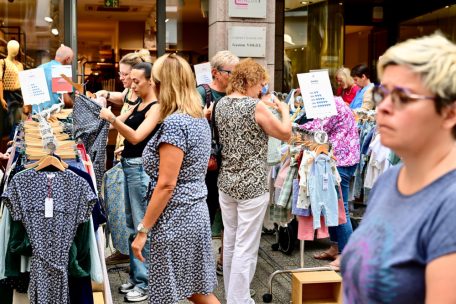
[44,197,53,218]
[322,173,329,191]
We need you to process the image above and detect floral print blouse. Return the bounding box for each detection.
[300,96,360,167]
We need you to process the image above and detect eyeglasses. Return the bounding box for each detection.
[217,68,232,75]
[372,85,436,109]
[118,72,130,78]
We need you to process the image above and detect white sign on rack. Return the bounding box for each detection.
[194,62,212,86]
[228,26,266,58]
[297,70,337,119]
[18,68,50,105]
[228,0,267,18]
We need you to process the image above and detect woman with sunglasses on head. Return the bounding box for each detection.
[341,32,456,303]
[99,61,160,302]
[131,53,219,304]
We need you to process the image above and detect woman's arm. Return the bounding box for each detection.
[95,89,127,106]
[255,94,291,141]
[425,253,456,303]
[100,104,160,144]
[132,143,184,262]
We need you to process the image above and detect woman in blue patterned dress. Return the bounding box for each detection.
[132,53,219,304]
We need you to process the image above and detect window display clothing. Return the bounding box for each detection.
[1,169,97,304]
[121,100,158,293]
[341,165,456,303]
[142,113,217,303]
[0,58,23,140]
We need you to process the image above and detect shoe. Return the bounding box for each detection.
[118,282,135,294]
[106,251,130,265]
[250,288,256,297]
[216,262,223,276]
[125,288,148,302]
[313,251,337,261]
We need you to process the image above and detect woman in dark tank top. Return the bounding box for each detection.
[99,62,159,302]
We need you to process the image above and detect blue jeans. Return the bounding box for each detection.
[121,157,150,291]
[329,164,357,253]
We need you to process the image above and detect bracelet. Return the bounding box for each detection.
[108,115,116,124]
[106,92,110,101]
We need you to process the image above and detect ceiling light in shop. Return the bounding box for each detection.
[165,18,169,22]
[44,16,53,23]
[301,1,308,4]
[51,28,59,36]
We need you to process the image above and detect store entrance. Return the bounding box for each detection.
[77,0,209,93]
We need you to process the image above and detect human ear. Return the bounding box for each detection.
[441,101,456,131]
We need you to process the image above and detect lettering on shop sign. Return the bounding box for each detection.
[228,26,266,58]
[228,0,267,18]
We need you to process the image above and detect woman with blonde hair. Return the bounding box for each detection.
[341,32,456,302]
[132,53,219,304]
[335,67,360,106]
[215,58,291,303]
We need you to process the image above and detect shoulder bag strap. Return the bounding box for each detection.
[201,84,212,108]
[211,99,220,143]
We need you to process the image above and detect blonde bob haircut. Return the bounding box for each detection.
[335,67,355,88]
[377,32,456,114]
[152,53,203,121]
[226,58,269,95]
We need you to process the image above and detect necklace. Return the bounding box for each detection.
[343,85,354,96]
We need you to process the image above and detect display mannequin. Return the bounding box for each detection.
[0,40,24,141]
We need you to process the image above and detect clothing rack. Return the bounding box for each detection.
[262,125,337,303]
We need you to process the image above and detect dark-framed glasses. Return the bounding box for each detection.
[372,85,436,109]
[217,68,232,75]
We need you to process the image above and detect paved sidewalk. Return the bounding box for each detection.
[107,233,337,303]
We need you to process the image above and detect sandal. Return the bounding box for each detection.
[329,256,341,272]
[313,251,337,261]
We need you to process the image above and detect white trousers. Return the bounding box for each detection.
[219,191,269,304]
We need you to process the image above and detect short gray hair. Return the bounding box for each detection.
[210,50,239,70]
[377,32,456,112]
[55,44,73,60]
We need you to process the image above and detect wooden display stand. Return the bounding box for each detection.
[291,271,342,304]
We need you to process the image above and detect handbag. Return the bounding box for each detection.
[207,99,222,171]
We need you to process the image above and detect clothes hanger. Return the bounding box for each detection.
[26,154,68,171]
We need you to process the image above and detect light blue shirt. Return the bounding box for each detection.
[350,83,374,109]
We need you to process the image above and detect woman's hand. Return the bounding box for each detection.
[95,90,109,99]
[203,102,214,119]
[132,232,147,262]
[114,146,124,157]
[99,106,116,122]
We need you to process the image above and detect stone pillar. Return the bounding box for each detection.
[209,0,276,88]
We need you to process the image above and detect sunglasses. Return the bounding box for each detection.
[217,68,232,75]
[372,85,436,109]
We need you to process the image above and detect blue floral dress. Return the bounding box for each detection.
[142,113,217,303]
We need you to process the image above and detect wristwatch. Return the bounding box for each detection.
[137,223,150,234]
[106,92,110,101]
[108,115,116,124]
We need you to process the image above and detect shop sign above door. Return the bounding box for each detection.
[228,0,267,18]
[228,26,266,58]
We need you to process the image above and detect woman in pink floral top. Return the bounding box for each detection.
[300,96,360,270]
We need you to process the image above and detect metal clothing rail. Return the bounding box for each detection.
[262,240,336,302]
[263,126,336,302]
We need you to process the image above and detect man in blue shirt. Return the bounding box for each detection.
[350,64,375,110]
[34,44,74,113]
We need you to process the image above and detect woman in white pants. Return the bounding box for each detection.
[214,58,291,303]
